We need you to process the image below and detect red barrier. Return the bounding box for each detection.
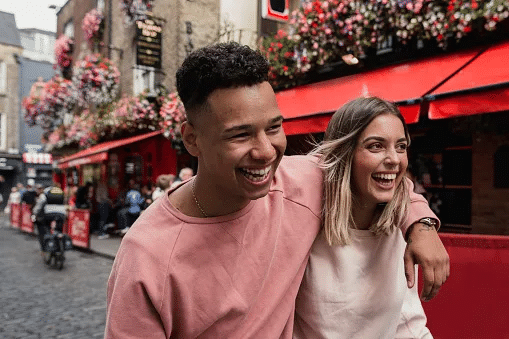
[423,233,509,339]
[10,203,21,229]
[20,203,34,234]
[67,209,90,249]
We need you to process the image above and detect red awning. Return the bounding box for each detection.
[58,130,163,169]
[427,41,509,119]
[277,48,481,135]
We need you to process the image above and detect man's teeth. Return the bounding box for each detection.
[372,173,397,180]
[241,166,271,181]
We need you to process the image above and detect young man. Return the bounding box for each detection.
[105,43,449,338]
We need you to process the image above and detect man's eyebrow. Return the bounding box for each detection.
[223,115,284,134]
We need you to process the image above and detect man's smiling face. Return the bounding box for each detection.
[192,81,287,206]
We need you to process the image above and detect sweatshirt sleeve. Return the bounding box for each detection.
[402,178,440,236]
[395,270,434,339]
[105,239,170,339]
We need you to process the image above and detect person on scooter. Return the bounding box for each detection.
[32,183,66,253]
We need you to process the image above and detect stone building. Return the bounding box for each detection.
[56,0,221,96]
[0,11,24,205]
[18,28,57,188]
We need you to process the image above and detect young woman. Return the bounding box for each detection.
[294,97,434,338]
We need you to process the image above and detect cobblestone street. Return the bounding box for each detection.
[0,216,112,339]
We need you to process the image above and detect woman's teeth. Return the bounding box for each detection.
[372,173,397,180]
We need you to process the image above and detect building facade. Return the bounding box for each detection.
[0,11,24,207]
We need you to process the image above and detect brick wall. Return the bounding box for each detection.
[471,132,509,235]
[56,0,105,65]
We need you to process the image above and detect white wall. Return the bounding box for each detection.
[219,0,258,48]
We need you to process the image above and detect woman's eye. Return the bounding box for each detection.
[396,143,408,152]
[368,143,383,150]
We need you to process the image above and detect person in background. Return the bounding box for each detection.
[96,182,112,240]
[294,97,441,338]
[32,183,66,253]
[170,167,194,188]
[117,179,144,235]
[151,174,173,201]
[140,182,154,209]
[21,179,37,209]
[17,183,26,196]
[64,178,78,206]
[75,182,93,209]
[4,186,21,214]
[105,42,448,338]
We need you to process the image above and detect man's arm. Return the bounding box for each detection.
[404,179,450,302]
[105,244,169,338]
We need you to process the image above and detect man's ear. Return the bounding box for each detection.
[181,121,200,157]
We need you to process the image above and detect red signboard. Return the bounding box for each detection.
[262,0,289,21]
[10,203,21,229]
[20,203,34,234]
[67,209,90,248]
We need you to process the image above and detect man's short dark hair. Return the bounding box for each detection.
[176,42,269,122]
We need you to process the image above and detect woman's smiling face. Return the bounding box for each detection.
[351,113,409,209]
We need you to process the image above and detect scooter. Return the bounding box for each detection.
[42,216,73,270]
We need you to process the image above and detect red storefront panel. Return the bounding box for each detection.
[422,233,509,338]
[67,209,90,248]
[10,203,21,229]
[428,41,509,119]
[20,203,34,234]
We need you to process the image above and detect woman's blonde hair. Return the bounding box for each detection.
[311,97,411,246]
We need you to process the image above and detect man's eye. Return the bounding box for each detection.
[231,132,249,139]
[268,124,281,132]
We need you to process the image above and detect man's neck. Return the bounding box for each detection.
[169,177,251,218]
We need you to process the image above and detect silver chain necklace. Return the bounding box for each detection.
[192,178,208,218]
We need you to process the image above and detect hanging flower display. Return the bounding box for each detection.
[103,94,158,135]
[23,76,76,134]
[82,8,104,46]
[44,127,66,151]
[73,53,120,107]
[159,93,186,147]
[261,0,508,87]
[64,110,99,148]
[120,0,153,21]
[482,0,509,31]
[23,79,46,127]
[259,30,300,87]
[54,34,74,71]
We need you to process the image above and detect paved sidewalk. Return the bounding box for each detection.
[89,233,123,259]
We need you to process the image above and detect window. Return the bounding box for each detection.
[494,145,509,188]
[0,61,6,94]
[133,66,155,96]
[97,0,105,12]
[0,113,6,150]
[64,20,74,38]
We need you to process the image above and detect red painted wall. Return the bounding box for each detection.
[422,233,509,339]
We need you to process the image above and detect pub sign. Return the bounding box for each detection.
[136,18,162,69]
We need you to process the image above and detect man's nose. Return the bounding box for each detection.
[251,133,276,161]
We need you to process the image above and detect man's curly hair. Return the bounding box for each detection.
[176,42,269,122]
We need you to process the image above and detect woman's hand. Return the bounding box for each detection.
[404,222,450,301]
